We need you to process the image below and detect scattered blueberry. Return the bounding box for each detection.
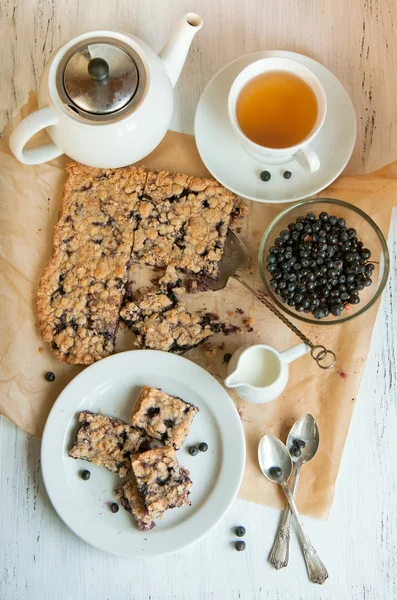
[188,446,198,456]
[45,371,55,382]
[235,526,246,537]
[260,170,271,182]
[283,170,292,179]
[269,466,282,479]
[223,352,232,364]
[235,540,246,552]
[198,442,208,452]
[81,470,91,480]
[290,446,301,458]
[110,503,119,513]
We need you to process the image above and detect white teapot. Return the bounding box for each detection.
[10,13,202,168]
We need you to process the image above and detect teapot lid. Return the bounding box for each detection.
[63,42,140,114]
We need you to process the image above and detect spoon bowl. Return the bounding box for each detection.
[287,414,320,465]
[258,434,292,483]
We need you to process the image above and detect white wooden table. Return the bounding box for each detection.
[0,213,395,600]
[1,1,397,599]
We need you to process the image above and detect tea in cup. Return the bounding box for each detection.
[228,57,327,172]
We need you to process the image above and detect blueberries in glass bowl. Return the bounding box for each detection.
[265,212,375,320]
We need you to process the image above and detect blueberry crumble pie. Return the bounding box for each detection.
[120,267,222,353]
[131,385,199,449]
[131,169,237,279]
[116,477,156,531]
[130,446,192,520]
[36,162,146,364]
[37,163,242,364]
[69,411,150,477]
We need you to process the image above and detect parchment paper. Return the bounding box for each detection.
[1,94,396,518]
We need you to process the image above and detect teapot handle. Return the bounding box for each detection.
[9,106,63,165]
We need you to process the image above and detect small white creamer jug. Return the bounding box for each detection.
[224,343,310,404]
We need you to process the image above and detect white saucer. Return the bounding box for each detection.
[195,51,356,203]
[41,350,245,557]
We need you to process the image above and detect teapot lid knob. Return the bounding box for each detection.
[62,41,143,115]
[87,57,109,82]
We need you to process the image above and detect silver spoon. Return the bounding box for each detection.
[202,229,336,369]
[269,414,320,570]
[258,434,329,585]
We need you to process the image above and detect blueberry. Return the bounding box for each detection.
[295,221,304,232]
[290,445,302,457]
[269,466,282,479]
[349,296,360,304]
[283,170,292,179]
[188,446,198,456]
[260,170,271,182]
[303,224,313,234]
[306,213,316,222]
[337,217,346,228]
[81,470,91,480]
[235,526,246,537]
[110,503,119,513]
[361,248,371,259]
[329,216,337,225]
[363,277,372,287]
[331,305,342,316]
[198,442,208,452]
[313,308,325,319]
[267,255,277,264]
[280,229,291,240]
[275,238,284,247]
[45,371,55,382]
[319,211,329,221]
[293,439,306,449]
[235,541,246,552]
[312,220,322,233]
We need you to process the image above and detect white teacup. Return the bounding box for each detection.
[227,57,327,173]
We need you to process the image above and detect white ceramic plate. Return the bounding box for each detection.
[41,350,246,557]
[195,50,357,203]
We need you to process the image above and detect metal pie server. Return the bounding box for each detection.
[203,229,336,369]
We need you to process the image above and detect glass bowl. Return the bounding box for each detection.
[259,198,390,325]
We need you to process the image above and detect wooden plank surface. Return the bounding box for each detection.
[0,209,395,599]
[1,2,397,598]
[1,0,397,174]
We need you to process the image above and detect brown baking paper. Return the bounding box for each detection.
[1,94,396,518]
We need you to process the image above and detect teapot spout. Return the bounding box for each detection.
[159,13,203,87]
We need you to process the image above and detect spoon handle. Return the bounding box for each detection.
[281,482,329,585]
[269,466,302,569]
